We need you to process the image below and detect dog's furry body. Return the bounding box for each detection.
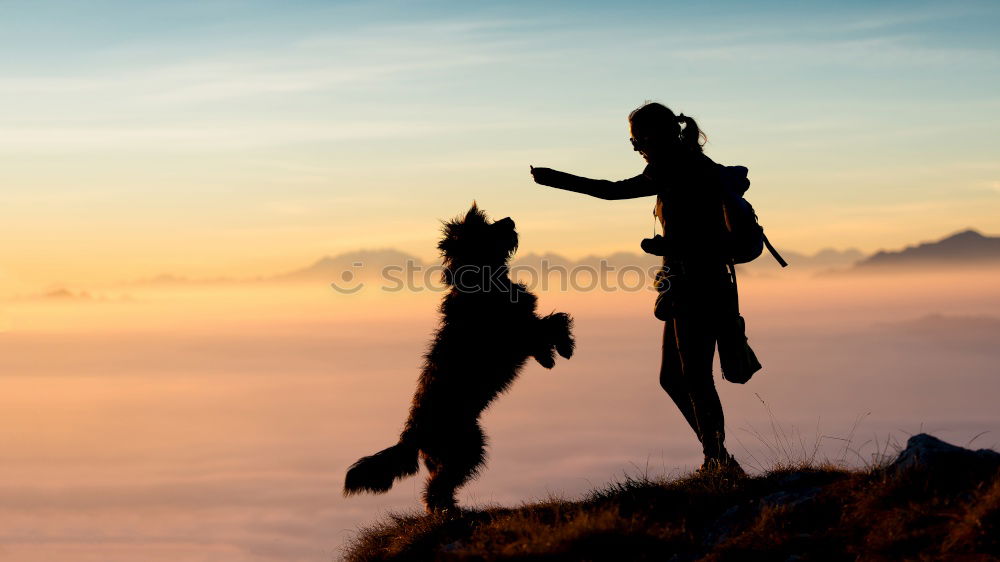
[343,204,574,511]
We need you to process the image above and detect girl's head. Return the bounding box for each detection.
[627,102,706,162]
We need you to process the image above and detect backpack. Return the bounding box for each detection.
[717,165,787,267]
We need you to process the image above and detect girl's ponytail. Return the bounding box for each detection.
[677,113,707,152]
[628,102,708,154]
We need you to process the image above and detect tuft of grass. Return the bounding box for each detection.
[734,395,900,474]
[342,459,999,561]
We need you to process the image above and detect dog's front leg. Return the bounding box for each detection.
[529,312,575,368]
[527,314,556,368]
[544,312,575,359]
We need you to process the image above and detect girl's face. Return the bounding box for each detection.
[629,123,669,163]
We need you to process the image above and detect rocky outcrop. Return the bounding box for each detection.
[891,433,1000,473]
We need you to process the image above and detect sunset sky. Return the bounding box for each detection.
[2,3,1000,560]
[1,0,998,289]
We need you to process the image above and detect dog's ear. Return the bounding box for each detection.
[465,202,487,224]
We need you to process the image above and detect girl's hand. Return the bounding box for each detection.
[530,165,556,185]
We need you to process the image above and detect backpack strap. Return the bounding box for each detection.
[726,260,741,315]
[762,232,788,267]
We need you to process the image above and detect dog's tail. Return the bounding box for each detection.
[343,440,419,496]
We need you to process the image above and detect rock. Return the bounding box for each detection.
[760,487,821,509]
[890,433,1000,473]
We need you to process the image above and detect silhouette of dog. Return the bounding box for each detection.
[343,204,574,512]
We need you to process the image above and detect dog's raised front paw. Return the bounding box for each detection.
[551,312,575,359]
[533,349,556,369]
[556,337,575,360]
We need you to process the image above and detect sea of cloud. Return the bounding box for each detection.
[0,267,998,560]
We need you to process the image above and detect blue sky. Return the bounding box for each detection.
[1,0,998,285]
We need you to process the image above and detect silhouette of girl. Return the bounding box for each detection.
[531,102,743,474]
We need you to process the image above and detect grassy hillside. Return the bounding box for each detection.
[343,436,999,561]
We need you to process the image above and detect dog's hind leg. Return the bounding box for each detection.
[422,424,486,513]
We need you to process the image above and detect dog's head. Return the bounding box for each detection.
[438,203,518,287]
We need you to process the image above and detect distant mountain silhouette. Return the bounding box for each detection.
[128,250,425,286]
[131,273,236,286]
[576,251,661,270]
[740,247,865,274]
[126,246,863,288]
[272,249,426,282]
[514,250,864,272]
[511,251,659,271]
[854,229,1000,270]
[38,288,95,301]
[510,252,576,271]
[118,228,998,288]
[8,288,134,303]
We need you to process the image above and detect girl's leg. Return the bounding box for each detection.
[671,311,728,460]
[659,320,701,439]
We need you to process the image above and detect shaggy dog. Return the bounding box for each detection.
[343,204,575,512]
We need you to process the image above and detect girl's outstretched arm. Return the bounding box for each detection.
[530,166,658,200]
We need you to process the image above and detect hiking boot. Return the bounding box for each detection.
[697,453,746,478]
